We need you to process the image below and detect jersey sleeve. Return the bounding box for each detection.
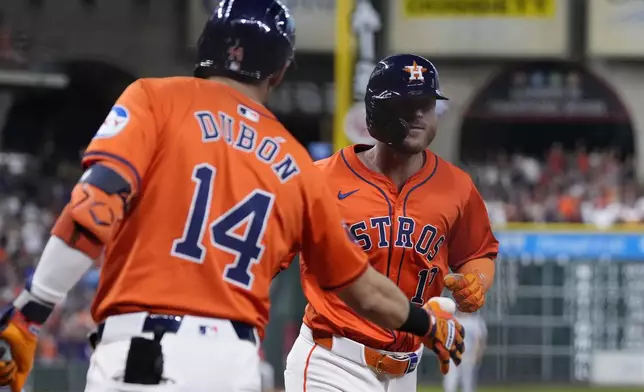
[81,79,161,193]
[448,183,499,270]
[272,251,297,279]
[300,179,369,291]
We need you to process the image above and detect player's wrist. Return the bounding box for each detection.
[397,302,432,337]
[11,289,55,328]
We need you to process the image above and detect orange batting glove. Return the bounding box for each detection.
[444,272,485,313]
[0,307,39,392]
[0,289,53,392]
[0,347,16,387]
[421,298,465,375]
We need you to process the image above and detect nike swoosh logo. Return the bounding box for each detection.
[338,189,359,200]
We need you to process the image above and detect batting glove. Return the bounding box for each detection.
[421,298,465,375]
[444,272,485,313]
[0,290,54,392]
[0,345,16,387]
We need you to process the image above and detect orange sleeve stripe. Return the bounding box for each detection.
[82,151,142,191]
[302,343,318,392]
[319,261,369,292]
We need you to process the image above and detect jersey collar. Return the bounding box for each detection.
[342,144,438,195]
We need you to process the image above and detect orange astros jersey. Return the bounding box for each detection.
[80,77,369,339]
[301,145,499,351]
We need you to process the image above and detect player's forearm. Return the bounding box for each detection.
[28,236,95,304]
[338,266,415,330]
[22,162,129,308]
[457,257,495,292]
[12,235,95,328]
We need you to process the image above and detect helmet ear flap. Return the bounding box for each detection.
[366,98,411,145]
[380,118,410,145]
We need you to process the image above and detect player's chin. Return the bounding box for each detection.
[399,128,435,153]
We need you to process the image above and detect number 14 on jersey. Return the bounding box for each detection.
[171,163,275,290]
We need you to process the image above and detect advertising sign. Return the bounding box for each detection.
[388,0,569,57]
[465,62,629,122]
[496,230,644,261]
[588,0,644,57]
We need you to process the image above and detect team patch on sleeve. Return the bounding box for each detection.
[94,104,130,139]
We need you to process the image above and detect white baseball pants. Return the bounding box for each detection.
[443,359,479,392]
[284,324,420,392]
[83,313,261,392]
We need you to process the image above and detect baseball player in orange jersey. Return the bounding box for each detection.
[0,3,465,392]
[284,54,498,392]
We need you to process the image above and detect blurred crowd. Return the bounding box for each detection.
[465,143,644,229]
[0,152,96,363]
[0,142,643,363]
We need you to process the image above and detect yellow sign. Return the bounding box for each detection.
[390,0,568,56]
[403,0,556,18]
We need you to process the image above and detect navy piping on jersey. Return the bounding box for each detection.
[387,153,439,352]
[340,148,397,340]
[395,153,439,287]
[340,149,395,276]
[83,151,142,191]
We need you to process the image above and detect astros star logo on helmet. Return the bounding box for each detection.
[403,61,428,82]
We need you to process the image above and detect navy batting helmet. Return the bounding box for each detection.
[194,0,296,83]
[365,54,447,145]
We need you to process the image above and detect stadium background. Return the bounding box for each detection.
[2,0,644,390]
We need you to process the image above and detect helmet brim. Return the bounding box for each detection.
[370,88,448,101]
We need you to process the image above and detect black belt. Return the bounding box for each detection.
[93,314,256,346]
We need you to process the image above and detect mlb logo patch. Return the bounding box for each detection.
[238,105,259,123]
[95,105,130,139]
[199,325,219,337]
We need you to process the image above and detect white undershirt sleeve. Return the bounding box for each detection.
[29,235,96,304]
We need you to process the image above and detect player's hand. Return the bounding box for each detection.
[0,350,17,387]
[444,272,485,312]
[0,305,40,392]
[421,298,465,375]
